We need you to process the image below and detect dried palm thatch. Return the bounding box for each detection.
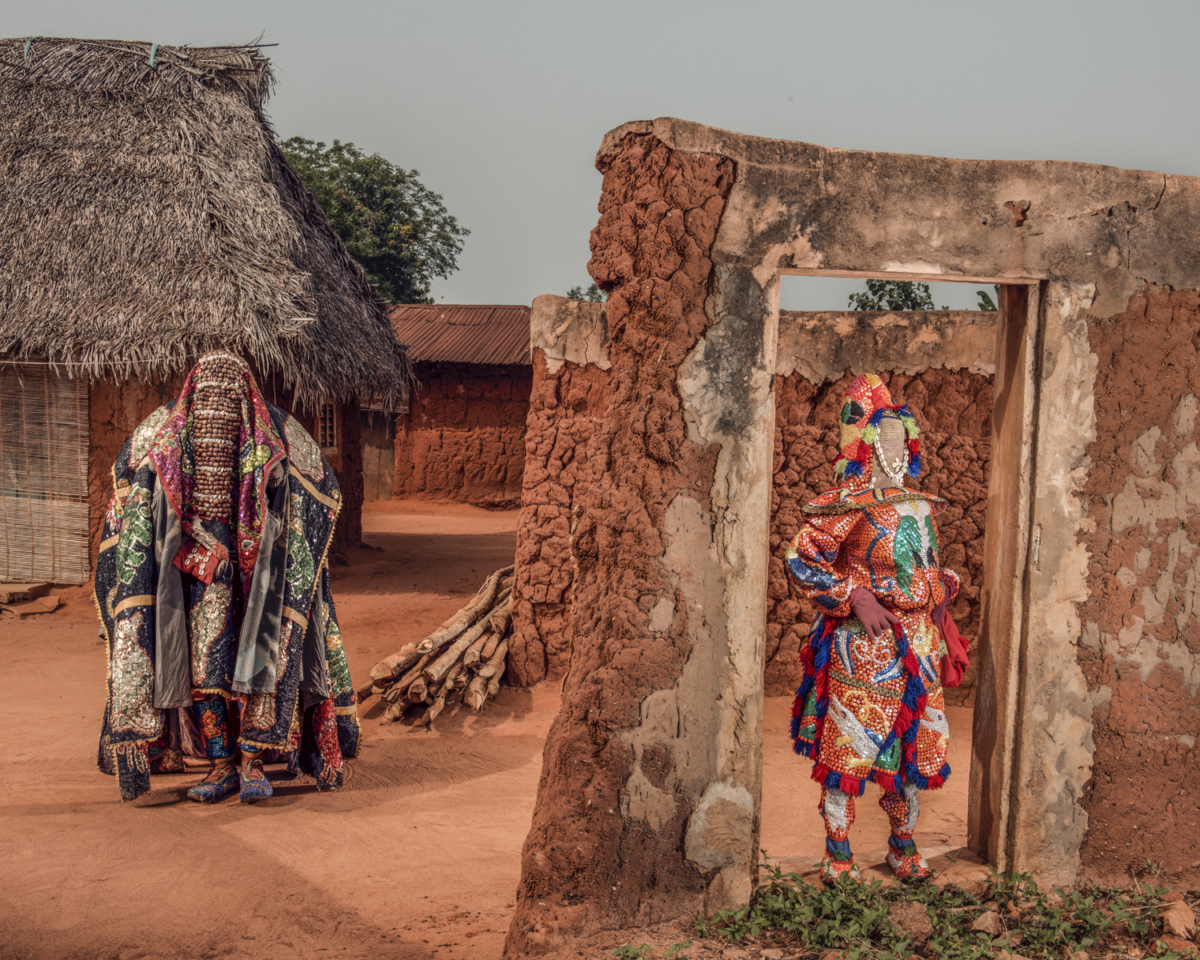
[0,37,412,409]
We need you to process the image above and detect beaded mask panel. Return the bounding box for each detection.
[189,352,248,521]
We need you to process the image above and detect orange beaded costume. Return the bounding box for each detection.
[787,375,958,797]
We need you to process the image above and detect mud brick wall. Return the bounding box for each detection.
[508,351,610,686]
[510,307,996,702]
[393,360,531,509]
[766,369,993,703]
[1076,284,1200,885]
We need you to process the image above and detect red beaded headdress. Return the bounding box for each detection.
[833,374,920,487]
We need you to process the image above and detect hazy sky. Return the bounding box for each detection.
[9,1,1200,311]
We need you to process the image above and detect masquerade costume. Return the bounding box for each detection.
[95,354,359,802]
[786,374,960,882]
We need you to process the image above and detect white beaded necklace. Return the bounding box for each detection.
[872,441,908,486]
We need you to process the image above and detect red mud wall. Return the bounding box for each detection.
[508,352,610,686]
[393,361,531,509]
[1077,284,1200,885]
[506,134,733,953]
[508,363,993,704]
[767,370,993,703]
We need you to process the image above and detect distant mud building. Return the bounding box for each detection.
[0,38,410,581]
[387,304,532,509]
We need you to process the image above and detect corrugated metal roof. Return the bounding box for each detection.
[389,304,531,365]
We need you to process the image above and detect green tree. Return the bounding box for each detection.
[280,137,468,303]
[847,279,946,311]
[566,282,607,303]
[977,285,999,310]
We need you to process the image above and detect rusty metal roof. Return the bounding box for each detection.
[389,304,531,365]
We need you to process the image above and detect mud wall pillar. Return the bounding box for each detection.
[507,134,775,954]
[510,296,611,686]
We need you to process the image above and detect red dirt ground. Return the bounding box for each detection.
[0,500,971,960]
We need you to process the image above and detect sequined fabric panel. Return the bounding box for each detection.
[109,612,160,739]
[788,498,951,617]
[799,611,948,782]
[188,581,235,690]
[283,416,324,481]
[129,405,171,465]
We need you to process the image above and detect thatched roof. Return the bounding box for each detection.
[0,37,411,408]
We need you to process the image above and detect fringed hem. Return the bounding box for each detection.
[790,615,947,793]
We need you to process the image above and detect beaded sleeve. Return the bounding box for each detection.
[785,510,862,619]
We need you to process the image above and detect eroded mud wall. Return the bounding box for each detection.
[509,350,610,686]
[1076,284,1200,885]
[510,308,996,704]
[393,361,531,509]
[767,369,993,701]
[507,134,738,954]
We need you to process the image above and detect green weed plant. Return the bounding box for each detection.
[693,856,1189,960]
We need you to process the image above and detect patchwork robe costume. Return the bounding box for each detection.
[786,374,959,881]
[95,355,359,801]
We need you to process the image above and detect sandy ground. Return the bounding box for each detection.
[0,500,972,960]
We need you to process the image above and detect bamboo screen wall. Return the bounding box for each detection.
[0,364,90,584]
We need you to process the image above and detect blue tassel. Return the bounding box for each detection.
[843,460,864,478]
[908,454,921,477]
[868,408,886,427]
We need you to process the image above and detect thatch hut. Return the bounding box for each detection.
[0,37,412,583]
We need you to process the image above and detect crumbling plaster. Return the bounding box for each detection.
[775,309,996,381]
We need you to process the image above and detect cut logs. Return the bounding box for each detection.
[363,565,515,727]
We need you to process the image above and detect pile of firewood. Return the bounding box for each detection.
[358,565,514,726]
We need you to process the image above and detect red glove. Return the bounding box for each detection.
[931,573,957,627]
[849,587,899,641]
[939,611,971,687]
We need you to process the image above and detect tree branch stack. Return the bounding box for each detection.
[356,565,514,727]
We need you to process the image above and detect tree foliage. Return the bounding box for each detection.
[977,286,998,311]
[848,279,1000,312]
[566,282,607,303]
[848,280,946,311]
[281,137,468,304]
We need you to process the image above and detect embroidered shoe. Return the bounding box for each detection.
[150,748,187,774]
[886,836,930,883]
[186,764,239,803]
[239,759,274,803]
[820,856,862,886]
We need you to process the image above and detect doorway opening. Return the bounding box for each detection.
[761,272,1009,876]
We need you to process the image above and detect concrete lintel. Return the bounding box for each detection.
[603,117,1195,318]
